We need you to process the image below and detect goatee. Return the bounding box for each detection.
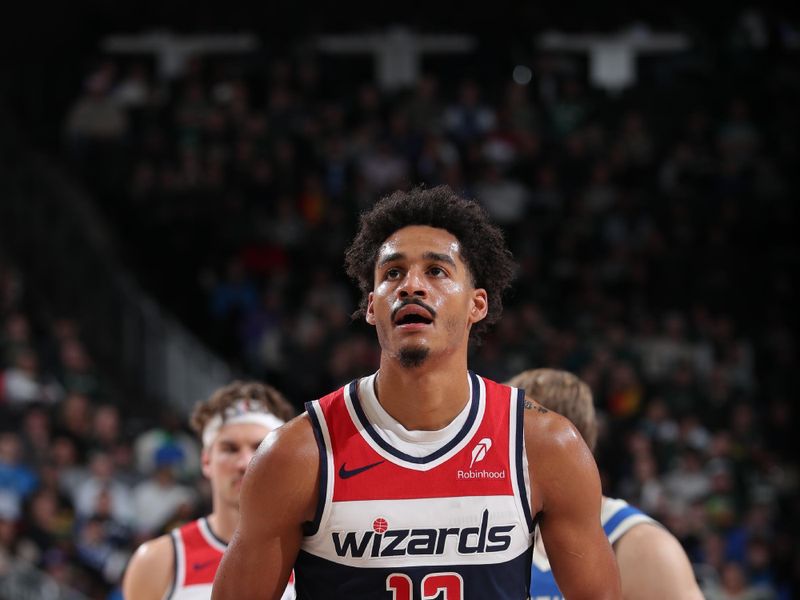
[398,346,430,368]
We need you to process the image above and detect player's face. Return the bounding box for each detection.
[366,225,487,367]
[202,422,270,509]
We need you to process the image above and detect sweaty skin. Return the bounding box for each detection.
[212,226,621,600]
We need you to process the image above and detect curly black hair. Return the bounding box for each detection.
[344,185,516,342]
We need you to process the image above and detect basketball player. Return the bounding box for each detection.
[213,186,621,599]
[506,368,704,600]
[122,381,296,599]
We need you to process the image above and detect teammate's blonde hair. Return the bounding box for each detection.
[507,368,598,451]
[190,380,295,438]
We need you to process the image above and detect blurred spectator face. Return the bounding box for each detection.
[633,455,658,482]
[52,318,79,343]
[60,340,91,372]
[30,490,58,529]
[417,75,437,100]
[0,517,16,548]
[202,423,271,510]
[88,453,114,482]
[93,487,113,519]
[62,393,91,434]
[747,538,771,571]
[5,313,30,342]
[15,349,39,375]
[23,407,50,438]
[645,398,669,422]
[709,432,733,459]
[111,442,134,472]
[702,533,725,570]
[746,503,772,531]
[626,430,652,458]
[93,405,120,445]
[709,464,733,493]
[720,562,747,594]
[459,81,480,107]
[681,449,703,472]
[50,436,78,467]
[358,84,380,112]
[0,433,21,465]
[730,403,754,434]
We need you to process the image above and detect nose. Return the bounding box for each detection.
[398,267,428,299]
[237,448,256,471]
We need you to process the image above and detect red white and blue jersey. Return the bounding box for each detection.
[529,497,657,600]
[168,517,295,600]
[297,372,534,600]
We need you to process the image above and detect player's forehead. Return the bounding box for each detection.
[376,225,463,266]
[212,422,270,447]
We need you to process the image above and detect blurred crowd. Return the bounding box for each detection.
[0,258,208,598]
[1,28,797,599]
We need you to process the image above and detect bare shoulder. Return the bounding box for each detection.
[615,523,704,600]
[614,522,693,565]
[243,412,320,522]
[122,533,174,600]
[521,397,600,515]
[250,413,318,476]
[522,397,586,457]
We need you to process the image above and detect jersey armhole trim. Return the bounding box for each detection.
[303,400,328,536]
[514,387,535,533]
[165,530,179,600]
[606,511,658,545]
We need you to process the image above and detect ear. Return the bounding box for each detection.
[469,288,488,324]
[200,447,212,480]
[365,292,376,325]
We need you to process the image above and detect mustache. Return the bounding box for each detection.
[391,298,437,322]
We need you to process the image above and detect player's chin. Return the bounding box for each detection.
[397,345,431,369]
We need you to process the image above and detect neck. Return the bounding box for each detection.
[206,503,239,544]
[375,351,470,430]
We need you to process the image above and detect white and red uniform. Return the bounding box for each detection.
[168,517,295,599]
[296,372,534,599]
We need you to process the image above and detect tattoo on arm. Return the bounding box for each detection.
[524,400,549,414]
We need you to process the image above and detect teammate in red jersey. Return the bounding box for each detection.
[213,186,622,599]
[122,381,296,600]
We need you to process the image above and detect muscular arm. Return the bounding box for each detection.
[121,534,174,600]
[212,415,319,600]
[525,401,622,600]
[614,523,704,600]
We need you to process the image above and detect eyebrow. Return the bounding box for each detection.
[376,251,458,269]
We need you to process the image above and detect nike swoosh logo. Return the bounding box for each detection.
[193,559,216,571]
[339,460,385,479]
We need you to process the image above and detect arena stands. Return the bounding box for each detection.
[1,11,798,600]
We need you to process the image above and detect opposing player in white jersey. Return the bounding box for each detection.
[506,368,704,600]
[214,186,622,599]
[122,381,296,600]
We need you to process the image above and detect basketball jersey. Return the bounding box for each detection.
[297,372,535,600]
[529,497,657,600]
[168,517,295,600]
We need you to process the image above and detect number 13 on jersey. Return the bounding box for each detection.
[387,572,464,600]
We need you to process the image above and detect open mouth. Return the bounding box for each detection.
[393,304,435,327]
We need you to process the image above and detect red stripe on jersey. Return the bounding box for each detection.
[177,520,223,586]
[317,377,515,501]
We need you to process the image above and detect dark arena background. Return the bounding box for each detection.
[0,2,798,598]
